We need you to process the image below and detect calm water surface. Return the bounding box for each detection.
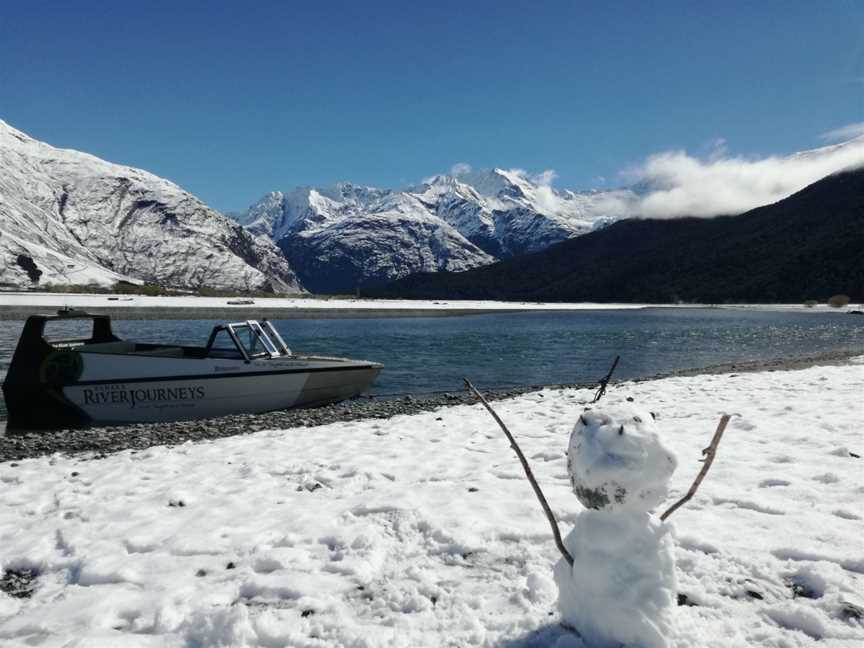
[1,309,862,418]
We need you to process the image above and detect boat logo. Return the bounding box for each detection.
[80,384,206,408]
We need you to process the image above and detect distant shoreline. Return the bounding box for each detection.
[0,291,855,320]
[0,304,532,320]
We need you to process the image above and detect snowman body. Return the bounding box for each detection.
[554,406,678,648]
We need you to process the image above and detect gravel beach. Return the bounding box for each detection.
[0,348,860,463]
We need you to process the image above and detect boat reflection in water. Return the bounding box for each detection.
[2,309,382,430]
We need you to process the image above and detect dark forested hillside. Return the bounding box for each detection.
[371,168,864,303]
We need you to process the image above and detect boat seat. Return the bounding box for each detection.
[80,342,185,358]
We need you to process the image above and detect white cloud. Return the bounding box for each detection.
[820,122,864,142]
[532,185,561,214]
[704,137,728,161]
[497,168,565,214]
[423,123,864,221]
[530,169,558,186]
[499,125,864,220]
[625,132,864,218]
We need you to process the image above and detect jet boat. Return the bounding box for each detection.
[2,310,382,429]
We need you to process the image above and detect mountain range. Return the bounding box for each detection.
[232,138,864,294]
[1,120,636,294]
[232,170,635,292]
[370,167,864,303]
[2,120,862,301]
[0,121,302,292]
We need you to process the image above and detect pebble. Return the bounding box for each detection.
[0,385,574,463]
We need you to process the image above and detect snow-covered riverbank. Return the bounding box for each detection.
[1,360,862,646]
[0,291,857,320]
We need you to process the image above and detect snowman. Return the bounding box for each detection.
[553,405,678,648]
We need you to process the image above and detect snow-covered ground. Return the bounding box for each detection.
[1,361,862,647]
[0,291,857,314]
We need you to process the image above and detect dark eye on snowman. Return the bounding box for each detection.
[650,412,657,420]
[633,416,642,423]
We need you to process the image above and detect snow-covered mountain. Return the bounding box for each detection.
[0,121,303,292]
[236,184,496,293]
[235,170,636,292]
[234,133,864,294]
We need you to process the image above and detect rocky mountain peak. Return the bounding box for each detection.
[234,168,632,292]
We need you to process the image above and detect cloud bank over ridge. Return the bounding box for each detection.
[820,122,864,143]
[628,132,864,218]
[442,123,864,220]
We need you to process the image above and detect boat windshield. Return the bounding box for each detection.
[205,320,291,361]
[207,329,243,357]
[235,324,275,357]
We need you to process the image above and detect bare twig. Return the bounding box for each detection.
[592,355,620,403]
[660,414,731,521]
[464,378,574,566]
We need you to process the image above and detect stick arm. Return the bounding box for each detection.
[464,378,574,566]
[660,414,731,522]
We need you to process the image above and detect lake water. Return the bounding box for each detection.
[1,308,862,419]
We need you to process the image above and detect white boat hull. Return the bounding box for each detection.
[60,354,380,424]
[62,366,379,424]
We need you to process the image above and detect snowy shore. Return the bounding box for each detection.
[0,291,857,320]
[1,357,862,646]
[1,349,860,463]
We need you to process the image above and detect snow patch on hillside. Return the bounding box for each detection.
[0,120,303,292]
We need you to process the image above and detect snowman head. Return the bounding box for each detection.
[567,405,677,513]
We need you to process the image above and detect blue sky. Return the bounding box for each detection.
[1,1,862,211]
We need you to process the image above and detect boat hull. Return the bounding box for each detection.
[60,365,381,424]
